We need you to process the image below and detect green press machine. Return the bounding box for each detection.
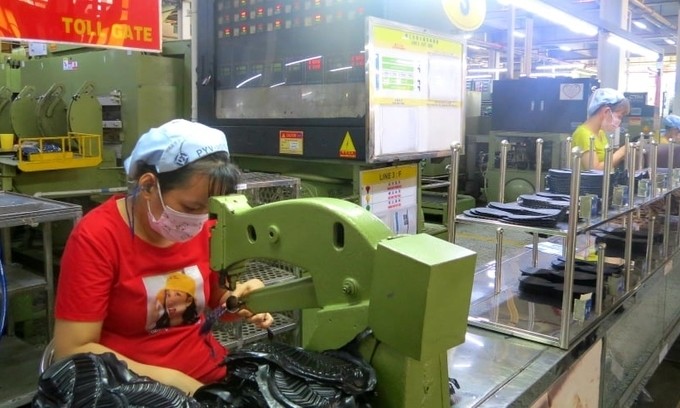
[209,194,476,407]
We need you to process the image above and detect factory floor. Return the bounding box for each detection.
[630,338,680,408]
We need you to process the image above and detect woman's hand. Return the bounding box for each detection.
[230,279,274,329]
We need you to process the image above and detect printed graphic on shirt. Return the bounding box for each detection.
[142,266,206,332]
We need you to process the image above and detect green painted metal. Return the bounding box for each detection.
[0,86,12,134]
[209,195,477,407]
[20,49,185,163]
[10,86,40,138]
[36,83,68,137]
[67,81,103,136]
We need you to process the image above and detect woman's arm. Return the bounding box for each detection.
[581,145,627,171]
[53,319,203,395]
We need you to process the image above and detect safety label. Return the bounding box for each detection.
[279,130,303,155]
[339,132,357,158]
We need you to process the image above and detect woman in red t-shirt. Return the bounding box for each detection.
[54,119,273,395]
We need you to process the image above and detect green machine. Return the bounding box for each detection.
[484,132,569,203]
[209,195,477,407]
[0,41,190,196]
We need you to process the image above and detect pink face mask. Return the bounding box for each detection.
[147,183,208,242]
[603,110,622,133]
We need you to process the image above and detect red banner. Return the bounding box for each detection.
[0,0,162,52]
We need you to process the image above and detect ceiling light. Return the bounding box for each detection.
[632,21,647,30]
[607,33,659,59]
[467,74,493,80]
[535,63,584,70]
[664,38,676,45]
[559,45,573,51]
[499,0,598,37]
[468,68,508,73]
[513,31,525,38]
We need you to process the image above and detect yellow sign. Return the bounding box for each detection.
[279,130,303,155]
[360,164,418,185]
[373,25,462,56]
[441,0,487,32]
[339,132,357,159]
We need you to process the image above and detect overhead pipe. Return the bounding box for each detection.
[629,0,677,32]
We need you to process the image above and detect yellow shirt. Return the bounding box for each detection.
[572,125,608,161]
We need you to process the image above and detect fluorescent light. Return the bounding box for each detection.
[467,74,493,79]
[513,31,526,38]
[285,55,323,67]
[664,38,676,45]
[559,45,573,51]
[269,81,286,88]
[236,73,262,88]
[632,20,647,30]
[329,66,352,72]
[607,33,659,59]
[468,68,507,73]
[529,72,558,77]
[500,0,598,37]
[535,63,583,70]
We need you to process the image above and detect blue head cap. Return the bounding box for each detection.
[587,88,626,117]
[663,114,680,130]
[124,119,229,177]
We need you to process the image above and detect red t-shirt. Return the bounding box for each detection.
[55,196,227,383]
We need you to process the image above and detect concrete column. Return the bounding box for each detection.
[598,0,629,89]
[675,14,680,115]
[522,18,534,76]
[506,6,516,79]
[179,1,192,40]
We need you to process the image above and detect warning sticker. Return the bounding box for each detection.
[339,132,357,159]
[279,130,303,155]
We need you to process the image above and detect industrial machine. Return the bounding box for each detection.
[484,131,569,202]
[195,0,470,230]
[484,77,598,202]
[0,41,191,196]
[209,194,477,407]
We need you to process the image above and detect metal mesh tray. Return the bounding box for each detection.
[212,313,297,350]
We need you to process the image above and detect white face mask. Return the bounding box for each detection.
[147,183,208,242]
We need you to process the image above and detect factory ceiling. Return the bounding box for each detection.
[468,0,680,71]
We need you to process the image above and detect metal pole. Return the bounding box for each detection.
[639,135,646,171]
[560,147,582,349]
[532,138,543,267]
[650,140,658,198]
[495,227,504,295]
[624,134,631,171]
[447,143,462,243]
[589,135,595,170]
[565,137,572,169]
[628,143,637,207]
[669,139,676,175]
[646,215,656,275]
[624,144,637,291]
[602,145,613,219]
[499,140,510,203]
[595,243,606,315]
[664,194,672,257]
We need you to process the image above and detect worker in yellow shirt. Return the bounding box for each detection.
[656,115,680,168]
[572,88,631,170]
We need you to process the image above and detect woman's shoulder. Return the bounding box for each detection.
[71,195,128,239]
